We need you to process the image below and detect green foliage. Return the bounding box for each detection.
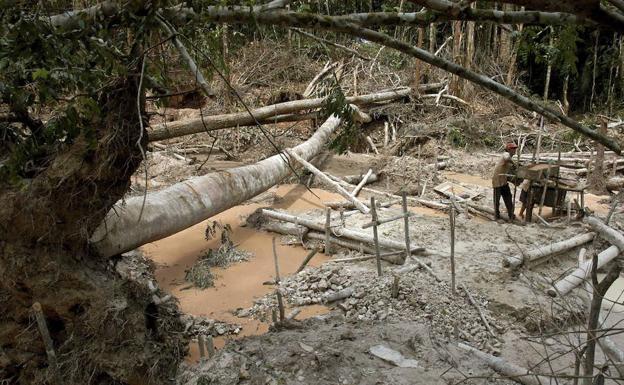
[0,2,157,182]
[324,84,357,154]
[447,126,466,148]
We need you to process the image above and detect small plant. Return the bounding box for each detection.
[448,126,466,148]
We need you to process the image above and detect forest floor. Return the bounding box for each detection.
[123,42,624,384]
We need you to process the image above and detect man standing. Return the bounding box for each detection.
[492,143,518,221]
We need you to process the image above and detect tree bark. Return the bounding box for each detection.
[504,232,596,269]
[91,115,342,257]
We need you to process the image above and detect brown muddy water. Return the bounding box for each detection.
[142,184,343,362]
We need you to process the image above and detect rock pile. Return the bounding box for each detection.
[181,314,242,338]
[244,264,505,355]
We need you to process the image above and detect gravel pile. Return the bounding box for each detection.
[181,314,242,338]
[243,264,505,355]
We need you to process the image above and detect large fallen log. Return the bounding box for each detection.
[458,343,558,385]
[503,233,595,269]
[547,245,620,297]
[261,209,427,259]
[91,115,342,257]
[148,84,441,141]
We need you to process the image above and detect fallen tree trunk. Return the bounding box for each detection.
[547,245,620,297]
[504,233,595,269]
[149,84,441,141]
[91,115,342,257]
[458,343,558,385]
[584,215,624,250]
[341,172,379,184]
[261,209,427,259]
[306,231,403,264]
[350,169,373,197]
[286,149,370,213]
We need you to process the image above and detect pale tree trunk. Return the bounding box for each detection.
[412,27,425,89]
[450,20,463,95]
[590,30,600,109]
[506,6,525,86]
[91,115,342,257]
[562,74,570,114]
[464,3,476,94]
[588,120,607,192]
[543,27,554,101]
[222,23,232,108]
[499,4,513,58]
[429,23,436,53]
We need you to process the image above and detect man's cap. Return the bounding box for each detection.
[506,143,518,150]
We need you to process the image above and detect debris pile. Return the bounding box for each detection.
[244,264,505,355]
[181,314,242,338]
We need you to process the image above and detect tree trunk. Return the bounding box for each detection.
[562,74,570,114]
[548,245,620,297]
[450,20,463,95]
[504,232,596,268]
[148,85,442,141]
[588,120,607,192]
[543,27,554,101]
[92,115,342,257]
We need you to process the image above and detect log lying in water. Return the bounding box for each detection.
[91,115,342,257]
[503,232,595,269]
[148,84,442,141]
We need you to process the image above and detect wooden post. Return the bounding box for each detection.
[198,334,206,358]
[32,302,63,385]
[370,196,383,276]
[272,237,285,322]
[391,275,400,298]
[538,166,551,217]
[384,121,389,147]
[205,335,215,356]
[325,208,332,256]
[339,207,345,227]
[402,192,411,261]
[526,181,534,222]
[450,198,457,293]
[296,247,319,274]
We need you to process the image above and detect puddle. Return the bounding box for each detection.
[142,184,343,361]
